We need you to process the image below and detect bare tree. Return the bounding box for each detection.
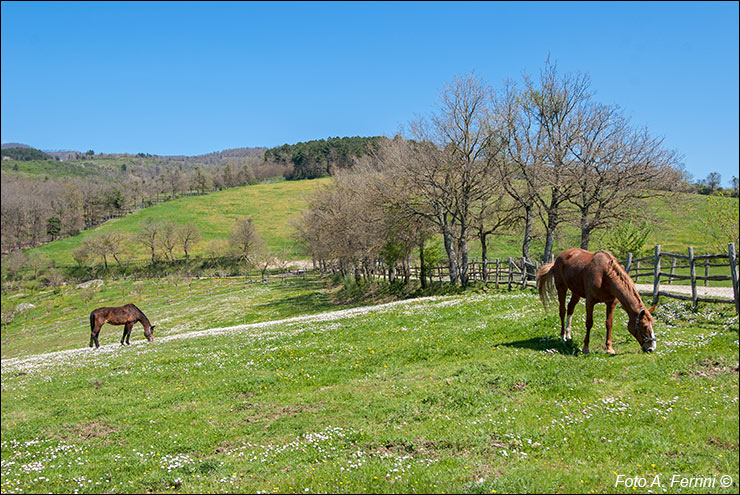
[704,172,722,193]
[229,217,264,263]
[135,218,161,264]
[178,223,202,262]
[369,73,504,285]
[564,104,683,249]
[158,221,180,262]
[519,60,590,261]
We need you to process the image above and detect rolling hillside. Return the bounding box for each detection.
[27,182,739,267]
[31,178,330,265]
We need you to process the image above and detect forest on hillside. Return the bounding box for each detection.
[265,136,386,179]
[0,138,387,253]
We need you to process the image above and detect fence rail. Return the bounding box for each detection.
[624,243,739,313]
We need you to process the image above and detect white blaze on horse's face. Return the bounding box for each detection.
[637,308,657,353]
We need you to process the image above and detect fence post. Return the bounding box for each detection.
[703,259,709,287]
[729,242,739,314]
[652,245,661,305]
[521,257,527,289]
[625,252,633,277]
[495,258,500,290]
[668,258,677,285]
[636,260,641,281]
[689,247,698,311]
[507,257,513,291]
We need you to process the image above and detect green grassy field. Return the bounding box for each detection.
[1,278,738,494]
[31,178,330,265]
[25,182,738,270]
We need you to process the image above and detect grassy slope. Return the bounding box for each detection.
[32,178,330,264]
[1,286,737,494]
[0,277,350,360]
[27,182,738,268]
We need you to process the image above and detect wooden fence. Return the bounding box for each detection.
[623,243,739,313]
[377,243,740,314]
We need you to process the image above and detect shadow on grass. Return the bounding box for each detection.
[498,335,581,356]
[255,291,337,315]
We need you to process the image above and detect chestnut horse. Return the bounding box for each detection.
[89,304,155,348]
[536,248,656,354]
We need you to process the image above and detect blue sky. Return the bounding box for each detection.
[1,1,738,185]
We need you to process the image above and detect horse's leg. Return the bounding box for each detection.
[90,316,96,348]
[121,323,131,345]
[557,286,568,342]
[604,299,617,355]
[125,322,133,345]
[582,298,595,354]
[93,323,101,349]
[565,295,581,341]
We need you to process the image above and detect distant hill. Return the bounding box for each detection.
[1,146,52,161]
[1,142,32,149]
[160,147,268,164]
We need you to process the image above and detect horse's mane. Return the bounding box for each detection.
[128,304,150,324]
[598,250,643,308]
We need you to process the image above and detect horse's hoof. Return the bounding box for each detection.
[606,348,616,355]
[582,347,590,355]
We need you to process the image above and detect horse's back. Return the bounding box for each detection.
[554,248,618,300]
[91,304,139,325]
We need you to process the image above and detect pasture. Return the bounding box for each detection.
[29,178,331,265]
[1,280,737,494]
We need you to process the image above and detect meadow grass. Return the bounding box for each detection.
[31,178,330,265]
[1,284,737,494]
[1,276,351,360]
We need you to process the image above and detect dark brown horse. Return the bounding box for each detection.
[89,304,155,348]
[536,248,656,354]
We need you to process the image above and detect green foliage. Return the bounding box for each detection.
[1,147,51,161]
[46,217,62,240]
[265,136,386,180]
[697,192,740,252]
[598,217,652,259]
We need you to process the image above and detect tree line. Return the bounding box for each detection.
[1,157,290,254]
[264,136,386,180]
[295,61,689,287]
[3,215,289,287]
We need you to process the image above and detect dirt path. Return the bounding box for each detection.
[635,283,735,299]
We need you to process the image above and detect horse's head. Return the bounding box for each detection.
[629,305,656,353]
[144,324,155,342]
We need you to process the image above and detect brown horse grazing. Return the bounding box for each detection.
[536,248,656,354]
[89,304,155,348]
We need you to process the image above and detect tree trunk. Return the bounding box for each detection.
[442,226,459,284]
[522,201,533,259]
[419,240,427,289]
[543,227,555,263]
[480,232,488,282]
[580,223,592,250]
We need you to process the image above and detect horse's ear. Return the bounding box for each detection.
[648,305,657,314]
[638,309,645,320]
[151,325,156,331]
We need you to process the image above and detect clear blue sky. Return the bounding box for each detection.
[2,1,738,185]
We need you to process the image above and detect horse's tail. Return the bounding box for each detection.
[89,311,95,332]
[536,262,556,309]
